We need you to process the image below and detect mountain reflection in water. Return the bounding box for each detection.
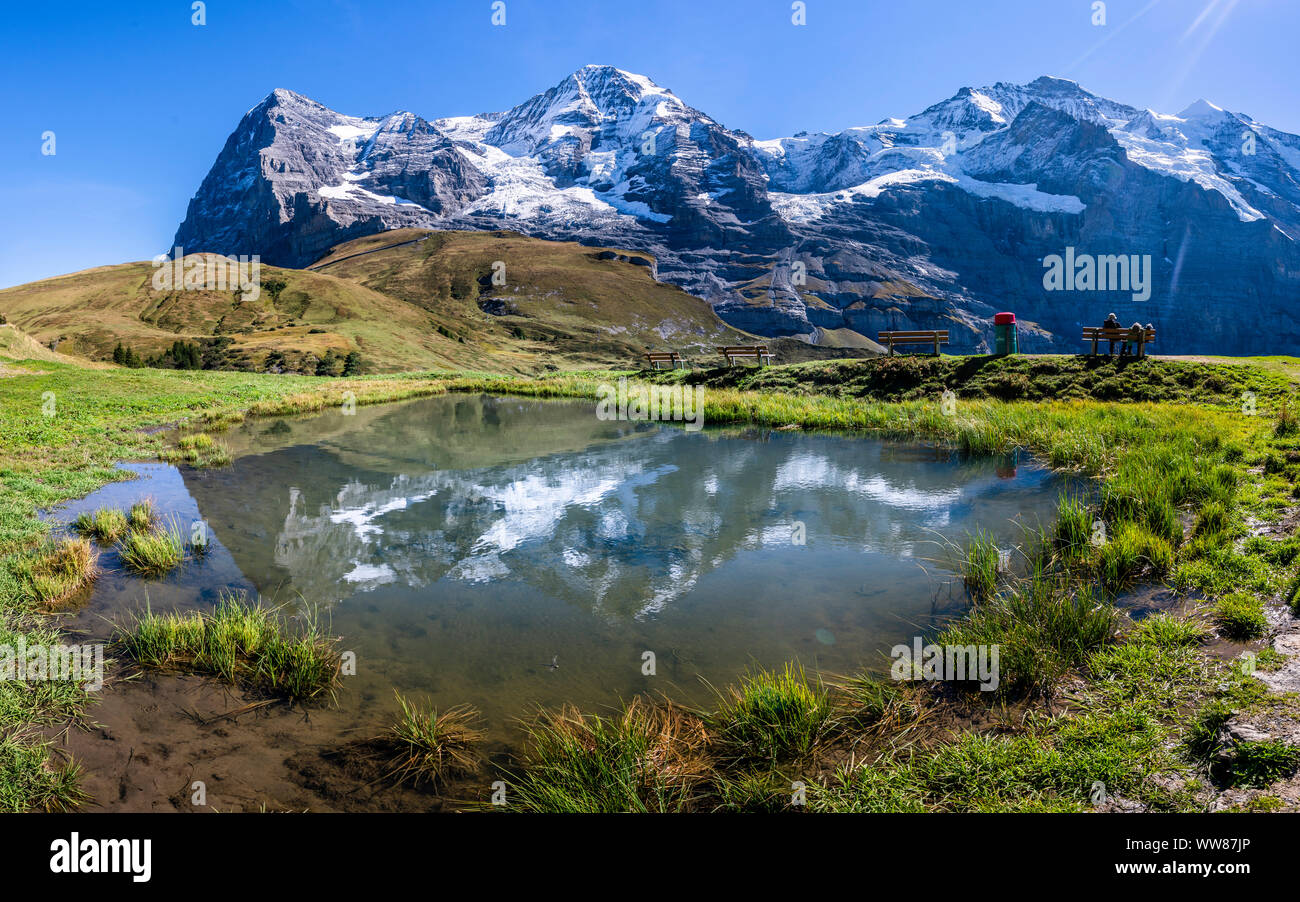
[186,395,1050,623]
[64,394,1070,732]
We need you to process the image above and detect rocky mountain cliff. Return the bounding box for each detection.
[173,67,1300,355]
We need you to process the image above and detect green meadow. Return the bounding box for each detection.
[0,350,1297,811]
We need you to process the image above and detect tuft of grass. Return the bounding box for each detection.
[0,736,85,812]
[117,519,184,577]
[1186,697,1236,763]
[942,571,1119,695]
[1053,493,1094,567]
[1193,500,1231,540]
[165,433,232,467]
[198,442,232,467]
[177,433,214,452]
[1097,521,1175,591]
[1256,646,1286,671]
[127,499,156,532]
[1276,401,1299,438]
[113,592,341,704]
[960,529,1002,600]
[710,663,833,763]
[1128,613,1207,649]
[71,507,127,544]
[386,693,484,787]
[10,538,98,607]
[1213,592,1267,640]
[714,769,797,812]
[509,698,711,813]
[1221,740,1300,788]
[837,674,926,733]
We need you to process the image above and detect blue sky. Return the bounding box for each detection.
[1,0,1295,287]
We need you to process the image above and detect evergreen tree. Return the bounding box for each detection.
[315,350,342,377]
[113,343,125,365]
[342,351,363,376]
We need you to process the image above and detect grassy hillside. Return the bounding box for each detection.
[0,230,785,375]
[306,228,757,369]
[0,255,468,373]
[0,324,111,371]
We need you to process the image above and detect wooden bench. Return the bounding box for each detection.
[716,345,773,367]
[643,351,687,370]
[1082,326,1156,357]
[877,330,949,356]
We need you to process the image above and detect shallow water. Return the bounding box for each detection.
[54,393,1072,742]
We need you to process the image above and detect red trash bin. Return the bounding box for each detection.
[993,312,1017,355]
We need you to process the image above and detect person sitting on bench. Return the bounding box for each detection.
[1121,321,1143,356]
[1103,312,1120,354]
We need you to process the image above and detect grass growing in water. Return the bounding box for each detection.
[72,507,127,544]
[710,663,833,762]
[117,519,184,577]
[177,433,213,452]
[127,499,156,533]
[941,571,1119,694]
[1096,521,1176,591]
[114,592,341,703]
[386,693,485,787]
[961,529,1002,600]
[166,433,232,468]
[837,675,926,733]
[1052,493,1094,567]
[509,698,711,813]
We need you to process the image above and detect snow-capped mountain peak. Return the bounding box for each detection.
[482,64,699,157]
[1178,97,1228,119]
[173,70,1300,356]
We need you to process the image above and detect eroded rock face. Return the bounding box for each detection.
[173,68,1300,354]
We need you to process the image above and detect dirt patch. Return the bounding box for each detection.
[55,668,497,812]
